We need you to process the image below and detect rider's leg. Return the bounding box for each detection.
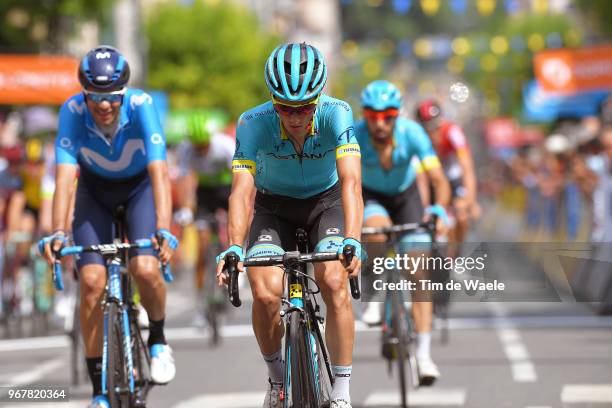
[130,256,166,343]
[79,264,106,397]
[196,226,212,292]
[248,265,285,382]
[361,212,391,324]
[315,260,354,402]
[72,182,113,398]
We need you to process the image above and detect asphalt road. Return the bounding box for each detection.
[1,209,611,407]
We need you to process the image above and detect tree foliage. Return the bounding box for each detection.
[0,0,112,52]
[146,2,278,121]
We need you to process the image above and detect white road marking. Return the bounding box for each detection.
[489,302,537,383]
[561,384,612,403]
[172,391,265,408]
[0,356,67,406]
[1,314,611,353]
[364,387,466,406]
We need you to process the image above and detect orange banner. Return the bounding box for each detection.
[0,55,80,105]
[534,44,612,93]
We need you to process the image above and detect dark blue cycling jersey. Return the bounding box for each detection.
[232,94,360,199]
[355,118,440,195]
[55,89,166,179]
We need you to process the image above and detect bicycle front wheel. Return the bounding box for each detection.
[391,289,409,408]
[107,302,130,407]
[286,312,318,408]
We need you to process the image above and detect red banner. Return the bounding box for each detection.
[0,55,80,105]
[485,117,521,148]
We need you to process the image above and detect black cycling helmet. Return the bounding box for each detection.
[78,45,130,92]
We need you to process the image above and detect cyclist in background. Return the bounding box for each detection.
[416,100,480,256]
[356,81,450,385]
[216,42,364,408]
[38,45,178,408]
[174,111,235,327]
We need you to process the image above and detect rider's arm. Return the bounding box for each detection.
[6,191,26,235]
[148,160,172,231]
[51,164,78,232]
[136,90,173,231]
[227,172,256,246]
[447,124,477,204]
[412,158,431,208]
[337,155,363,241]
[228,113,259,248]
[456,149,477,204]
[425,166,451,209]
[53,100,81,233]
[412,123,451,208]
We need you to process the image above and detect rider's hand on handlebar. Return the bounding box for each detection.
[215,245,244,286]
[337,238,363,278]
[424,204,450,238]
[152,228,179,264]
[38,231,67,265]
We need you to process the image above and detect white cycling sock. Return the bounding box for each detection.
[262,349,284,383]
[416,331,432,359]
[331,365,352,402]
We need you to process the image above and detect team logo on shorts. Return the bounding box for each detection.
[326,228,340,235]
[258,234,272,242]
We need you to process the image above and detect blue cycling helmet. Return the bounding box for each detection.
[78,45,130,92]
[264,43,327,102]
[361,80,402,110]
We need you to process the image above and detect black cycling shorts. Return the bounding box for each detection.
[363,182,423,224]
[246,183,344,257]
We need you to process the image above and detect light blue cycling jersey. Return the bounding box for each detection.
[55,89,166,180]
[232,94,361,199]
[355,118,440,195]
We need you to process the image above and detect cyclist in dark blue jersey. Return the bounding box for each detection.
[356,80,450,385]
[39,46,178,408]
[216,42,363,408]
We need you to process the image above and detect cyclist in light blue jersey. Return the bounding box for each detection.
[216,42,363,408]
[356,80,450,385]
[39,46,178,408]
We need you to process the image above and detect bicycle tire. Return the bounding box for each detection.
[287,312,318,408]
[107,302,130,407]
[391,288,409,408]
[311,315,333,407]
[129,303,149,408]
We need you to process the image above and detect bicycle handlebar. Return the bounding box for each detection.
[50,239,173,291]
[361,218,436,236]
[224,245,360,307]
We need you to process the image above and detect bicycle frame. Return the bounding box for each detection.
[101,256,136,396]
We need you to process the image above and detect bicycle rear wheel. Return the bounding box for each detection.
[107,302,130,407]
[286,312,318,408]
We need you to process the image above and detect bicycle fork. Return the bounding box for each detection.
[101,259,136,396]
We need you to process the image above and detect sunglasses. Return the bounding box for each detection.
[272,96,319,116]
[363,108,399,122]
[83,88,126,104]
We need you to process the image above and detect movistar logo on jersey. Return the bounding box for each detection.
[130,93,153,109]
[68,100,87,115]
[80,139,145,172]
